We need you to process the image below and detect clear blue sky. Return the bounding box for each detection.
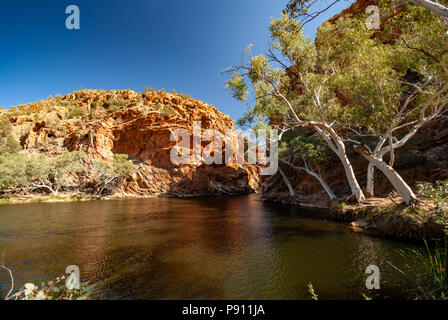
[0,0,352,122]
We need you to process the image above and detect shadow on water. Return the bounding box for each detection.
[0,194,421,299]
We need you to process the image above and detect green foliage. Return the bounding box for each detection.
[279,129,328,162]
[143,85,155,94]
[307,283,318,300]
[0,153,28,188]
[225,73,248,102]
[54,151,88,176]
[67,105,87,119]
[398,240,448,300]
[226,14,341,129]
[112,154,134,178]
[283,0,329,20]
[418,180,448,233]
[226,3,448,205]
[94,154,134,194]
[155,103,175,118]
[361,293,372,301]
[0,114,21,155]
[106,96,129,112]
[0,151,88,193]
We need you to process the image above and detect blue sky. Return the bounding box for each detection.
[0,0,352,122]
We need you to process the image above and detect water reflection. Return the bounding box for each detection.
[0,195,417,299]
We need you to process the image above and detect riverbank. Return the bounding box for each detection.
[331,198,445,240]
[0,194,96,205]
[0,192,171,205]
[0,191,253,205]
[259,193,445,241]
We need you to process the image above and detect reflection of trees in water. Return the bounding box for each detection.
[347,234,410,299]
[180,196,273,255]
[68,197,256,299]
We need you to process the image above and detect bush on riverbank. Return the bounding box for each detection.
[418,181,448,234]
[0,151,134,198]
[398,240,448,300]
[332,199,445,240]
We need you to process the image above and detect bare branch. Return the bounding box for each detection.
[1,252,14,300]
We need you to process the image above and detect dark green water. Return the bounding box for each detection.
[0,195,420,299]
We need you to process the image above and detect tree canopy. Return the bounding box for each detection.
[226,0,448,204]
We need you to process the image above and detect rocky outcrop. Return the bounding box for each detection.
[4,89,260,197]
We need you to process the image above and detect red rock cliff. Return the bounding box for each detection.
[7,89,260,196]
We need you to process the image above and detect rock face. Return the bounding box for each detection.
[4,89,259,196]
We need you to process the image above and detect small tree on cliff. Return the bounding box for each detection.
[226,14,366,202]
[94,154,134,195]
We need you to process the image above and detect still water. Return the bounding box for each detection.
[0,195,419,299]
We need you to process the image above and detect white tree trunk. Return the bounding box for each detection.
[337,150,366,202]
[315,127,366,202]
[366,163,375,198]
[304,168,336,200]
[366,136,387,198]
[281,159,336,200]
[30,179,58,195]
[359,153,418,205]
[279,167,296,197]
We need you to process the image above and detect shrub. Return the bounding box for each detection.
[106,96,129,112]
[3,272,95,300]
[418,180,448,233]
[143,85,155,94]
[0,115,21,155]
[0,151,88,194]
[68,106,87,119]
[0,153,28,188]
[155,103,175,118]
[93,154,134,195]
[398,240,448,300]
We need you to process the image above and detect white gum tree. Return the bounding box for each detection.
[316,3,448,204]
[226,1,448,205]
